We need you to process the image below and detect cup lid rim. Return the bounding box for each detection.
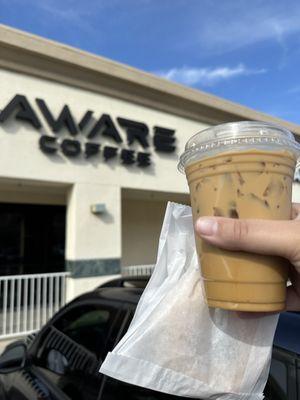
[178,120,300,173]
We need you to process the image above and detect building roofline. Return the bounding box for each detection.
[1,23,300,135]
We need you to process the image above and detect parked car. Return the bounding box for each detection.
[0,276,298,400]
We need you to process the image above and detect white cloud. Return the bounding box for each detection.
[26,0,101,35]
[193,1,300,55]
[39,4,87,21]
[4,0,100,24]
[154,64,266,86]
[287,86,300,94]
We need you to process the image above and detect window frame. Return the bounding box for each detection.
[97,309,134,399]
[28,297,129,400]
[266,346,298,400]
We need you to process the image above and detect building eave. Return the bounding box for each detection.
[1,23,300,135]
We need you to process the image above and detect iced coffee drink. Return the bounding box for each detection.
[179,122,300,312]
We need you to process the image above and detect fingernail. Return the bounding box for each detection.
[195,218,218,236]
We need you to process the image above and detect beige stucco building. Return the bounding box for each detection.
[0,24,300,301]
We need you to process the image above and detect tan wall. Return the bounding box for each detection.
[0,68,207,267]
[66,183,121,260]
[122,194,189,267]
[0,68,208,195]
[122,198,167,266]
[0,180,67,205]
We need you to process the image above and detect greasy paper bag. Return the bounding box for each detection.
[100,202,279,399]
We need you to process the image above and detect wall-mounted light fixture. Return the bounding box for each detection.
[90,203,107,215]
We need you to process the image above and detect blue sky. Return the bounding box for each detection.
[1,0,300,124]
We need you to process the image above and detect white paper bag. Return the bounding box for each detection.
[100,202,279,399]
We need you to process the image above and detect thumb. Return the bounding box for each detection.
[195,217,300,265]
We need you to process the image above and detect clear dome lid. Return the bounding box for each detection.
[178,121,300,173]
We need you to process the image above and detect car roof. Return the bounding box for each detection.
[73,286,144,306]
[96,287,144,304]
[274,312,300,354]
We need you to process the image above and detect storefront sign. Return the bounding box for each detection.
[0,94,177,167]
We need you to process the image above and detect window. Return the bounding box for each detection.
[100,377,193,400]
[269,359,288,397]
[34,302,124,400]
[0,203,65,275]
[0,211,22,275]
[264,359,288,400]
[54,305,111,357]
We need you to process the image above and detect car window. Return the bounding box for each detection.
[269,359,288,397]
[99,377,195,400]
[264,359,288,400]
[264,346,298,400]
[54,306,111,356]
[34,302,124,400]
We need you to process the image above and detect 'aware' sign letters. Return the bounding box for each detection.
[0,94,177,168]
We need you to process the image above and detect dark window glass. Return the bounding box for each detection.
[54,306,111,356]
[0,203,65,275]
[35,303,123,400]
[264,358,288,400]
[100,377,191,400]
[0,211,23,275]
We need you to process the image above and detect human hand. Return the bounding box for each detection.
[195,203,300,311]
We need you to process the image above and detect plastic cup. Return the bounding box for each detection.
[178,121,300,312]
